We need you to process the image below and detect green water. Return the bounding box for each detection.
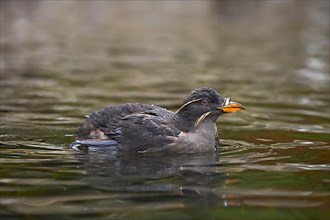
[1,1,329,220]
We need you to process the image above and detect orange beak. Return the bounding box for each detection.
[218,99,245,113]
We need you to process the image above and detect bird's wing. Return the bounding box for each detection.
[105,112,181,152]
[76,103,174,140]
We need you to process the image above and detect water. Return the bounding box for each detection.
[1,1,329,219]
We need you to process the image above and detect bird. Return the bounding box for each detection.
[71,87,245,154]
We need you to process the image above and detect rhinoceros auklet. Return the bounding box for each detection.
[71,87,245,154]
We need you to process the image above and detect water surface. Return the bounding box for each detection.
[1,1,329,219]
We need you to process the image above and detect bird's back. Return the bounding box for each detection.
[75,103,180,152]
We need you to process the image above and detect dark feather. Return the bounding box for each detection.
[76,103,180,151]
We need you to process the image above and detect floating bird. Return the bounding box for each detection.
[71,87,245,154]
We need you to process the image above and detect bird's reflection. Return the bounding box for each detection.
[73,147,228,206]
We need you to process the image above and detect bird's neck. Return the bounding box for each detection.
[173,112,218,133]
[173,113,195,132]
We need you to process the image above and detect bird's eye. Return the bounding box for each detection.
[201,100,208,105]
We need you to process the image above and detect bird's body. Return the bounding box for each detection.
[72,88,244,154]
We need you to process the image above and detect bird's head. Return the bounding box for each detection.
[175,87,245,131]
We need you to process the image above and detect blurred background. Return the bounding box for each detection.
[0,1,329,219]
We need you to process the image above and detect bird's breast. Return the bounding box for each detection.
[168,129,217,154]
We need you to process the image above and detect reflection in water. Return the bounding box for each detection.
[74,150,220,202]
[1,1,329,219]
